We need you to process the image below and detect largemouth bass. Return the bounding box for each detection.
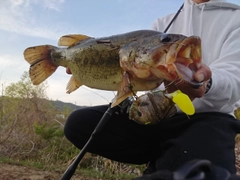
[23,30,201,107]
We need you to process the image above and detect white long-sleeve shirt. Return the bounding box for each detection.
[151,0,240,115]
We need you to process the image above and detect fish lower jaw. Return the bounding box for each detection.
[172,62,204,88]
[174,62,194,81]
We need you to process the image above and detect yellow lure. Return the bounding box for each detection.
[170,90,195,115]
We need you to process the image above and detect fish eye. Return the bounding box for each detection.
[160,34,172,42]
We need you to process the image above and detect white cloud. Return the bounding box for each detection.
[0,54,16,67]
[0,54,28,71]
[43,0,65,11]
[8,0,30,8]
[0,0,66,40]
[0,53,28,84]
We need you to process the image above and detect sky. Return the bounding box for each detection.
[0,0,239,106]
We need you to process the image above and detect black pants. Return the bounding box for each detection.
[64,104,240,174]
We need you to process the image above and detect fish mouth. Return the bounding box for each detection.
[174,36,202,88]
[119,35,202,88]
[152,36,202,88]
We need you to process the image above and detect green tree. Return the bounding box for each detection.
[0,72,56,158]
[0,72,143,178]
[5,71,48,99]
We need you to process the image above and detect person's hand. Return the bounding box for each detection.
[164,63,212,101]
[66,68,72,74]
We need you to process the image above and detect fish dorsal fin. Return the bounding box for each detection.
[58,34,91,46]
[66,75,82,94]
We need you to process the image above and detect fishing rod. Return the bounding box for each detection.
[163,3,184,33]
[60,3,184,180]
[60,103,118,180]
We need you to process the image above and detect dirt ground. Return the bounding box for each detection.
[1,149,240,180]
[0,163,98,180]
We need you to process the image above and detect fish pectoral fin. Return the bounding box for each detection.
[23,45,58,85]
[111,71,135,107]
[58,34,92,46]
[66,75,82,94]
[111,91,133,108]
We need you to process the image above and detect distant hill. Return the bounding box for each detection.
[0,96,87,113]
[48,99,87,112]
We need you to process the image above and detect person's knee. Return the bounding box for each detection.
[63,116,86,149]
[63,120,71,141]
[63,108,101,148]
[64,110,83,143]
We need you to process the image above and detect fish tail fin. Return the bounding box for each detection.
[23,45,58,85]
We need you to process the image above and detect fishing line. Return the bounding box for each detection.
[82,86,111,103]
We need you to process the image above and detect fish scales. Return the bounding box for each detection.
[50,30,167,91]
[54,46,123,90]
[24,30,202,107]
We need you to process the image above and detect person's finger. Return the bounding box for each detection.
[194,64,212,82]
[66,68,72,74]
